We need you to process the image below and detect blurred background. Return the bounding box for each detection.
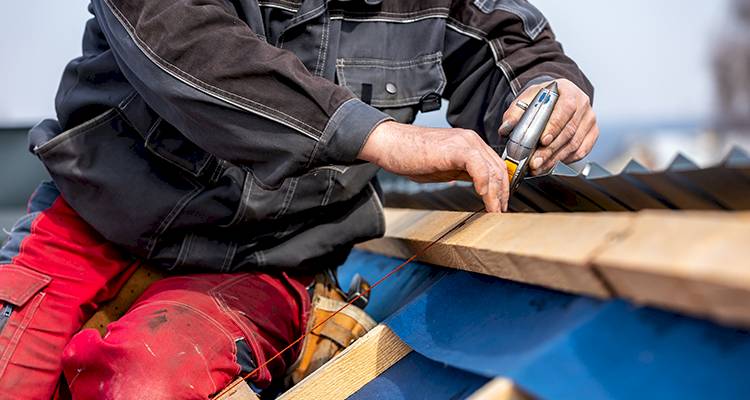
[1,0,749,234]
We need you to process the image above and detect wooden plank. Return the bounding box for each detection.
[358,208,631,298]
[279,324,411,400]
[467,378,534,400]
[359,208,750,328]
[595,210,750,328]
[213,378,258,400]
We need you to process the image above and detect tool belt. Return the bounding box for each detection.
[285,270,376,386]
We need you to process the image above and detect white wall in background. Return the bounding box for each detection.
[533,0,729,124]
[0,1,731,127]
[0,1,90,127]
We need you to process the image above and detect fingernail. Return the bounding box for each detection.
[499,122,511,135]
[542,135,553,145]
[531,157,543,169]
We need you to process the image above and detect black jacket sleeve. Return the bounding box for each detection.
[442,0,593,147]
[91,0,391,186]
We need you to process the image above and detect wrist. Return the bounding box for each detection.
[358,120,398,164]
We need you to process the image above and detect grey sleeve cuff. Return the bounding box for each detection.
[315,98,394,165]
[521,75,556,92]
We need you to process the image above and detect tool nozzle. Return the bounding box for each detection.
[545,81,559,94]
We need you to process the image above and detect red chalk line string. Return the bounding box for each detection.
[214,209,482,399]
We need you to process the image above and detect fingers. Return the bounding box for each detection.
[478,139,509,211]
[499,107,522,137]
[532,105,585,173]
[563,113,599,164]
[464,156,499,213]
[513,79,598,175]
[529,97,579,172]
[469,131,509,212]
[533,107,598,173]
[456,131,508,213]
[499,85,540,137]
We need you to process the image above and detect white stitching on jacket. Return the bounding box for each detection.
[103,0,324,141]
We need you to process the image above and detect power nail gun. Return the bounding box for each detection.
[501,81,559,193]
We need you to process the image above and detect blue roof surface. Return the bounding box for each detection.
[340,250,750,399]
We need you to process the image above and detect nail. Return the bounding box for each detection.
[542,135,553,145]
[531,157,543,169]
[499,121,512,135]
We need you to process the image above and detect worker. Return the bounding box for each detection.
[0,0,598,398]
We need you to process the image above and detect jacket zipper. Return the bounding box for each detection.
[0,304,13,333]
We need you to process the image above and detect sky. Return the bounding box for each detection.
[0,0,732,129]
[533,0,729,125]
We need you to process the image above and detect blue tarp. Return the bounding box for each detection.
[340,250,750,399]
[348,352,489,400]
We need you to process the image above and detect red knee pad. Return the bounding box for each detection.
[63,301,241,400]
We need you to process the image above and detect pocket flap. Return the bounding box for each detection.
[145,119,216,178]
[0,264,51,307]
[336,52,446,108]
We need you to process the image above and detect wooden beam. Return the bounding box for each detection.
[358,208,750,328]
[279,324,411,400]
[468,378,534,400]
[358,208,630,298]
[213,378,259,400]
[595,210,750,327]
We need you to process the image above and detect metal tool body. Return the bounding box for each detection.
[502,81,559,193]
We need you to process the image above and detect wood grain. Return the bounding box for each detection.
[359,208,632,298]
[279,324,411,400]
[594,210,750,327]
[213,378,259,400]
[468,378,534,400]
[359,208,750,328]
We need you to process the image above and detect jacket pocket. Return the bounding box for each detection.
[0,264,51,375]
[335,52,446,109]
[144,119,218,179]
[33,107,204,259]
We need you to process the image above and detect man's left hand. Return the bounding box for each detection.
[499,78,599,175]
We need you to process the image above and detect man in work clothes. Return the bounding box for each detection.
[0,0,598,398]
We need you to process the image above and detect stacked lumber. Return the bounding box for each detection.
[358,208,750,329]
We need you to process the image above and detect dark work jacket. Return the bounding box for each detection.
[29,0,593,273]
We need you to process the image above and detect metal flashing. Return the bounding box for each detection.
[382,147,750,212]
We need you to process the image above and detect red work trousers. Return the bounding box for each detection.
[0,182,310,399]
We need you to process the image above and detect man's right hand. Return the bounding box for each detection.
[358,121,509,213]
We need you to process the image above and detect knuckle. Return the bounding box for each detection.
[463,130,480,143]
[469,150,484,162]
[569,134,583,149]
[564,125,577,141]
[474,164,490,179]
[563,98,577,112]
[547,120,563,135]
[454,132,473,147]
[503,109,519,121]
